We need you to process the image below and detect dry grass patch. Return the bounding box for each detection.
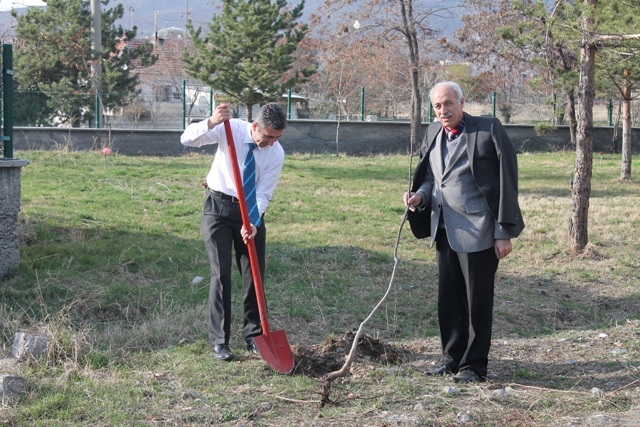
[2,151,639,426]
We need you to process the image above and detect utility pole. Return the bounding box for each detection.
[90,0,102,83]
[129,6,134,30]
[91,0,102,127]
[185,0,188,47]
[154,10,158,53]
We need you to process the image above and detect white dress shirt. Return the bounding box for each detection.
[181,119,285,217]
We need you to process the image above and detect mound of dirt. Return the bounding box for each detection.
[291,332,401,377]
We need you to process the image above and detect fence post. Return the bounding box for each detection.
[181,80,186,129]
[607,99,612,126]
[552,93,556,124]
[1,42,30,278]
[491,91,496,118]
[2,44,13,159]
[360,87,365,121]
[94,91,100,128]
[287,87,291,120]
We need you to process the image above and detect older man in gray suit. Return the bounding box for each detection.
[404,81,524,383]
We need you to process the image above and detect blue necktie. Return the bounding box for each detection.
[243,142,261,227]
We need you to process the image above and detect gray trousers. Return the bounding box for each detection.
[201,191,265,346]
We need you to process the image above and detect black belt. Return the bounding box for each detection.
[209,188,239,203]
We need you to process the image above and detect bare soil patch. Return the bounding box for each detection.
[291,332,403,377]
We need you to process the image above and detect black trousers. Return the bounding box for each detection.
[201,191,265,346]
[435,229,499,377]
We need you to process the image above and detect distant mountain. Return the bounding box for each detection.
[116,0,457,40]
[1,0,456,43]
[0,0,323,40]
[113,0,324,38]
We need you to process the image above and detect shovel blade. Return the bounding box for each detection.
[254,330,294,374]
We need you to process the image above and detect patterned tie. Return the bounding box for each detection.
[243,142,261,227]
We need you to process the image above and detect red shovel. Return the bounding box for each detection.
[223,120,294,374]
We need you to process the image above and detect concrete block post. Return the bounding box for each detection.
[12,332,50,359]
[0,159,30,277]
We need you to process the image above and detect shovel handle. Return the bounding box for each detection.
[222,120,271,336]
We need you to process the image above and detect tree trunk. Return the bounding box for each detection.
[246,103,253,122]
[335,101,341,156]
[570,0,596,255]
[409,65,421,149]
[621,72,632,180]
[566,87,577,147]
[400,0,422,150]
[611,100,621,154]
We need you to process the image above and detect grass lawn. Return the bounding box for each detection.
[1,149,639,426]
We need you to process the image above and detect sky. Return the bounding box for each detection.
[113,0,323,38]
[116,0,460,39]
[0,0,456,42]
[0,0,323,40]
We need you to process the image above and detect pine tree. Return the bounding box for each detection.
[594,0,640,180]
[182,0,311,121]
[12,0,155,127]
[460,0,640,253]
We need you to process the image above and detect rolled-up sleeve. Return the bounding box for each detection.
[181,120,221,147]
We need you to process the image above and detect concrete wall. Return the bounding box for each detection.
[11,120,639,156]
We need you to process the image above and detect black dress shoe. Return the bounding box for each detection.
[452,369,481,383]
[245,339,259,355]
[213,344,234,361]
[424,365,455,376]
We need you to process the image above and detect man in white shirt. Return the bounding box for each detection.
[181,102,286,361]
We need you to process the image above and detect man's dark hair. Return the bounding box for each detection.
[255,103,287,130]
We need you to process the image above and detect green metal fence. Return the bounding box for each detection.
[296,87,623,127]
[4,82,631,131]
[1,44,13,159]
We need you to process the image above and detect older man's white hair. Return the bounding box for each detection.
[430,81,464,101]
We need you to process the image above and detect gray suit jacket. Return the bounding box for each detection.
[407,114,524,251]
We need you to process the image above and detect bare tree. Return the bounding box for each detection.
[315,0,451,149]
[595,5,640,180]
[456,0,579,144]
[570,1,640,252]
